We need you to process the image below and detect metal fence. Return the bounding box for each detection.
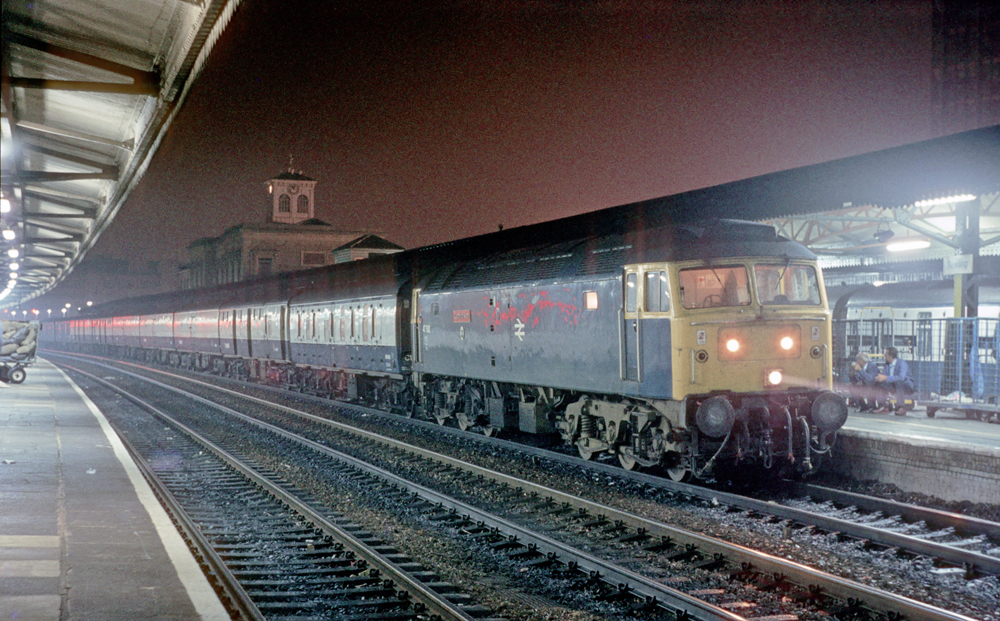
[833,317,1000,417]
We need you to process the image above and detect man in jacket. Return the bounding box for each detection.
[875,347,916,416]
[849,352,880,412]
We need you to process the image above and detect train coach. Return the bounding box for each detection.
[42,218,848,481]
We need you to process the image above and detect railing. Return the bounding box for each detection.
[833,317,999,415]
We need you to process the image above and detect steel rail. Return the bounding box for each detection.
[798,483,1000,540]
[109,415,264,621]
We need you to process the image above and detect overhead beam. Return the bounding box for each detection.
[24,210,98,219]
[4,77,159,95]
[4,31,160,95]
[17,120,134,151]
[2,170,118,183]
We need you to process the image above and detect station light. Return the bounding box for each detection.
[887,240,931,253]
[8,262,18,271]
[7,248,18,258]
[914,194,976,208]
[873,228,894,243]
[2,228,14,241]
[0,198,9,213]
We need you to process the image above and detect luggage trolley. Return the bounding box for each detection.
[1,320,40,384]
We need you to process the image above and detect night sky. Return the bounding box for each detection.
[94,0,935,274]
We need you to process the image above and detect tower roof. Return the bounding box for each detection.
[272,170,315,181]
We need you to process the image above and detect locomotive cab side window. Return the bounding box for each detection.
[625,273,637,313]
[644,271,670,312]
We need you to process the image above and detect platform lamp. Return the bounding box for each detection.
[873,223,894,244]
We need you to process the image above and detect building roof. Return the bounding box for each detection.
[334,234,405,252]
[271,170,315,181]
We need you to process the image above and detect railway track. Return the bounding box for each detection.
[50,352,997,620]
[65,365,500,621]
[61,359,761,621]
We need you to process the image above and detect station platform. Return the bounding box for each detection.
[832,403,1000,504]
[0,359,229,621]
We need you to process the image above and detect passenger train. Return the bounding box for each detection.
[42,217,848,481]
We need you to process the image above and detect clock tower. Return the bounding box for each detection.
[267,161,317,224]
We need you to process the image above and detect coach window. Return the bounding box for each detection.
[625,273,637,313]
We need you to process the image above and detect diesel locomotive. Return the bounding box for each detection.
[42,218,848,481]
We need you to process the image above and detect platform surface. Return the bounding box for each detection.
[0,359,229,621]
[842,402,1000,452]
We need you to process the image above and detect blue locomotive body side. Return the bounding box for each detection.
[417,277,637,395]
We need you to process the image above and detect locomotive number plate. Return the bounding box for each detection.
[697,329,707,345]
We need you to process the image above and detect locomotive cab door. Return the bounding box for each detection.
[622,269,640,385]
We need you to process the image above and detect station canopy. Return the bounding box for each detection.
[1,0,243,308]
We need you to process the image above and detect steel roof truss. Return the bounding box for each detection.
[6,32,160,95]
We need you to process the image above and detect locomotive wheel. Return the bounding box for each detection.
[577,445,598,461]
[0,367,8,383]
[666,466,691,482]
[481,425,498,438]
[456,411,473,431]
[926,407,938,418]
[8,367,26,384]
[617,450,639,471]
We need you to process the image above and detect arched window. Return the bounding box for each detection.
[296,195,309,213]
[279,195,291,212]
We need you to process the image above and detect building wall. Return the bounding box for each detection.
[185,225,379,288]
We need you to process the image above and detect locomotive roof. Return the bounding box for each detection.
[420,219,815,291]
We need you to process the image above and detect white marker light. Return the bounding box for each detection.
[780,336,794,350]
[726,339,740,352]
[768,370,783,385]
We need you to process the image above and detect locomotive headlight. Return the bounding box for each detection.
[726,338,740,352]
[779,336,794,350]
[766,369,783,386]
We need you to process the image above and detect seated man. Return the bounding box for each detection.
[848,352,879,411]
[875,347,916,416]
